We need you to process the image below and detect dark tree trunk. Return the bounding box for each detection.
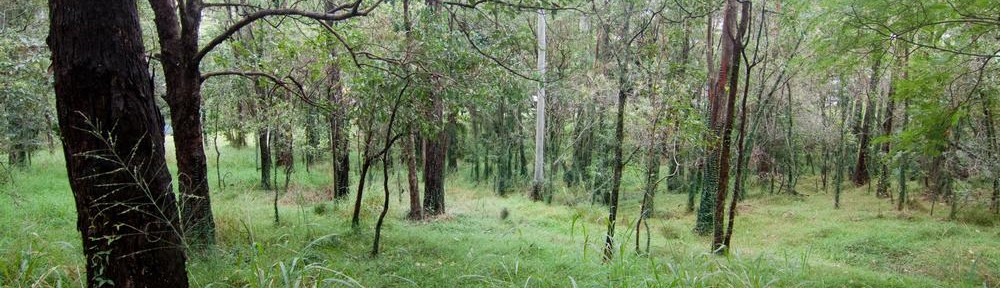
[853,98,874,186]
[322,0,351,201]
[148,0,216,246]
[352,130,375,229]
[602,73,628,262]
[259,128,273,190]
[852,59,880,186]
[725,0,758,248]
[876,90,895,198]
[419,0,446,216]
[372,149,392,255]
[636,139,658,253]
[48,0,190,285]
[328,55,351,200]
[7,148,28,168]
[423,93,447,215]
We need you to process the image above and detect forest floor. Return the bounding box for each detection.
[2,139,999,287]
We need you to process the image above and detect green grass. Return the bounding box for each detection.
[2,139,998,287]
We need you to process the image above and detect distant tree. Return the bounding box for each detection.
[48,0,189,285]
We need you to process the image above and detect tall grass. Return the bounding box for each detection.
[1,139,998,287]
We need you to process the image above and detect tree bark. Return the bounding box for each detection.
[48,0,190,284]
[148,0,216,246]
[423,93,447,215]
[602,70,628,262]
[878,50,905,199]
[696,0,739,237]
[531,9,547,202]
[406,132,423,219]
[421,0,446,216]
[852,59,880,186]
[601,2,633,261]
[324,0,351,200]
[711,0,749,255]
[259,127,273,190]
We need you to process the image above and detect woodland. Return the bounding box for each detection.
[1,0,999,287]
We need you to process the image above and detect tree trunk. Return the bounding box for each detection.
[636,139,659,253]
[48,0,190,284]
[852,59,880,186]
[422,0,446,216]
[696,0,740,237]
[406,132,423,219]
[148,0,216,246]
[711,0,749,254]
[329,56,351,200]
[531,9,547,202]
[878,52,904,199]
[783,83,798,194]
[602,70,628,262]
[568,104,594,187]
[423,93,447,215]
[259,128,273,190]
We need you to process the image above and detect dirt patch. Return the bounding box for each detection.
[278,186,334,205]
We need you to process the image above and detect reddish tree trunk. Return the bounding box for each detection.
[711,0,749,255]
[48,0,190,285]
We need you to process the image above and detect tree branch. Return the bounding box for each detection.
[195,0,385,64]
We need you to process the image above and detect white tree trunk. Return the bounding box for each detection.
[532,9,547,199]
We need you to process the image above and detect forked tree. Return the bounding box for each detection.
[48,0,189,285]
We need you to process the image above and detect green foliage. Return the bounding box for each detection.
[1,1,53,166]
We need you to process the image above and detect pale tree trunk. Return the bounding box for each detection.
[406,132,423,219]
[531,9,547,201]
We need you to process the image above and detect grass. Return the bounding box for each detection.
[1,138,998,287]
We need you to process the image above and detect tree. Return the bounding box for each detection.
[530,9,547,202]
[695,0,744,236]
[325,0,352,200]
[48,0,189,285]
[422,0,447,216]
[147,0,379,245]
[708,0,749,254]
